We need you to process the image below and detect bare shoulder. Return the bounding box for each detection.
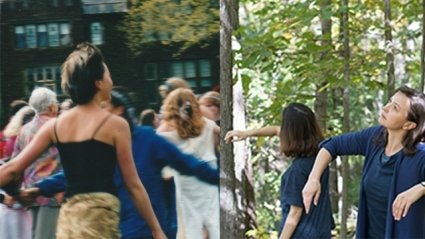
[106,114,130,130]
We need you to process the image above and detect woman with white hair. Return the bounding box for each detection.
[10,87,62,239]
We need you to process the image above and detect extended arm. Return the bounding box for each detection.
[153,130,219,185]
[0,120,54,189]
[35,170,66,197]
[224,126,280,143]
[279,205,303,239]
[302,126,382,213]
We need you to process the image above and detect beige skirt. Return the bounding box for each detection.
[56,192,120,239]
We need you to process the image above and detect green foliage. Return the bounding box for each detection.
[122,0,219,55]
[236,0,424,237]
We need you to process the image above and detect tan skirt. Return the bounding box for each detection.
[56,192,120,239]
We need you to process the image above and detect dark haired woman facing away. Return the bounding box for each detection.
[225,103,334,238]
[0,42,166,239]
[277,103,334,239]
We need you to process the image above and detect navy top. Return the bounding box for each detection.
[363,148,397,238]
[54,115,117,197]
[321,126,425,239]
[116,126,218,239]
[279,156,334,238]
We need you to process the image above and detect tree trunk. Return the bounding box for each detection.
[315,0,332,131]
[233,78,257,237]
[316,0,335,219]
[220,0,243,238]
[340,0,351,237]
[421,0,425,92]
[384,0,395,98]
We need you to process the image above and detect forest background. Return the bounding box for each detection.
[220,0,425,238]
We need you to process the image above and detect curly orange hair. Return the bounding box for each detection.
[162,88,205,139]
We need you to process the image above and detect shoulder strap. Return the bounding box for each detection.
[54,118,60,143]
[92,114,113,139]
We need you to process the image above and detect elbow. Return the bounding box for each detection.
[124,180,143,197]
[286,207,303,223]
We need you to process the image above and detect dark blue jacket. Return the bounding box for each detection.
[36,126,219,239]
[321,125,425,239]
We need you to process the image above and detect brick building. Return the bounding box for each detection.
[0,0,219,126]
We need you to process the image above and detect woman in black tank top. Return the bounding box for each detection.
[0,43,166,239]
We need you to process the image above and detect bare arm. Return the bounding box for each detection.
[213,124,220,146]
[279,205,303,239]
[224,126,280,143]
[113,117,166,239]
[302,148,332,213]
[0,120,54,188]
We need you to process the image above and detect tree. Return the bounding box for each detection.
[384,0,395,97]
[220,0,244,238]
[233,0,424,237]
[340,0,351,237]
[421,0,425,92]
[122,0,219,55]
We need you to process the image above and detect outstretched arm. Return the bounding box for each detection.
[113,118,166,239]
[224,126,280,143]
[302,148,332,214]
[152,130,218,185]
[0,120,54,188]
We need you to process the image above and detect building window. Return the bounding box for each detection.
[169,60,210,89]
[90,22,103,45]
[15,26,26,48]
[25,25,37,48]
[142,59,214,108]
[199,59,212,87]
[15,22,71,49]
[60,23,71,45]
[37,25,48,48]
[25,66,63,94]
[48,23,59,47]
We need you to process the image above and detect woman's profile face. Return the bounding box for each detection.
[379,91,412,130]
[199,100,219,121]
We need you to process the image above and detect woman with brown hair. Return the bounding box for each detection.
[157,88,219,239]
[303,86,425,238]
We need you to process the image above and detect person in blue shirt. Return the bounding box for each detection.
[303,85,425,239]
[18,88,219,239]
[226,103,334,238]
